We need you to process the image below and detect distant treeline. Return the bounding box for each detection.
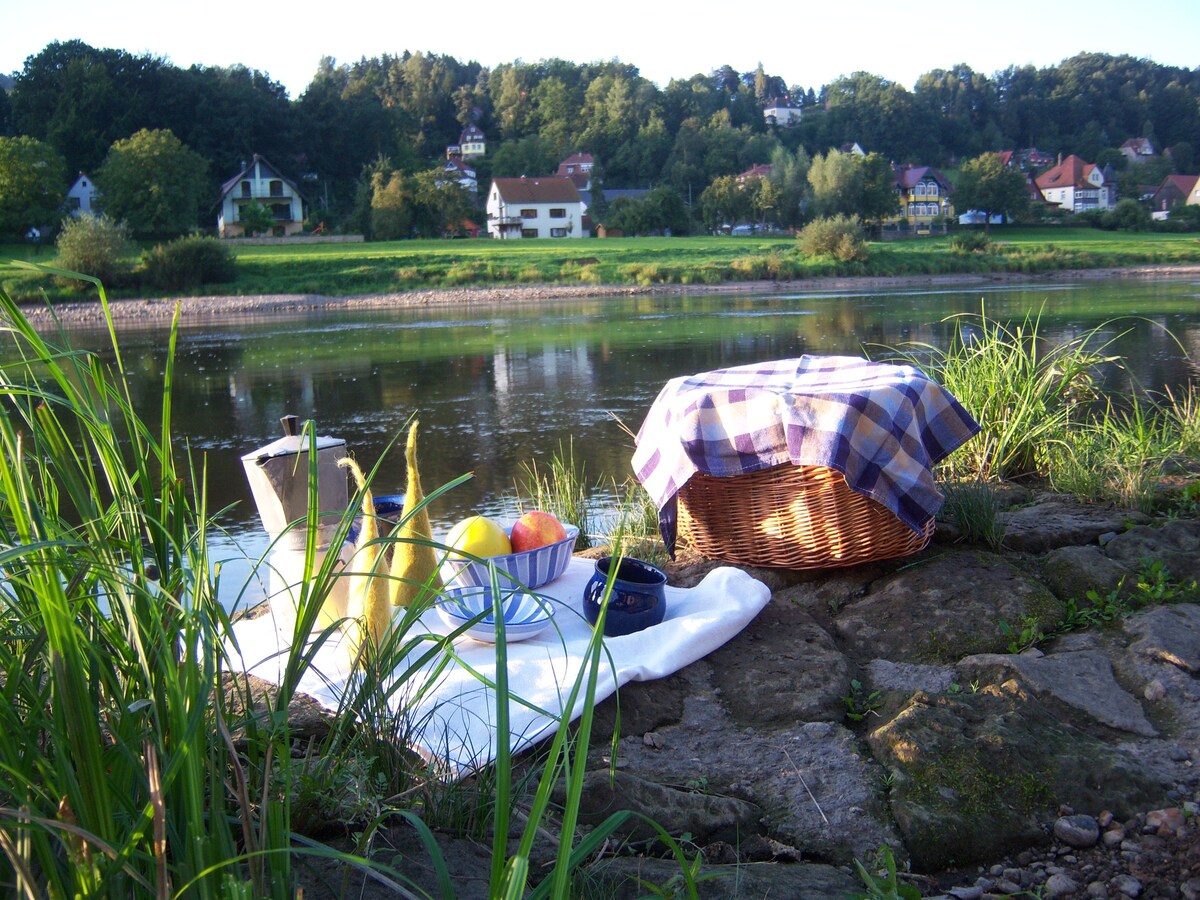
[2,41,1198,223]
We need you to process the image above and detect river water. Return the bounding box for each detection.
[13,276,1200,611]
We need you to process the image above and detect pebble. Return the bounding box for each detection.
[948,887,983,900]
[1087,883,1109,898]
[1143,679,1166,702]
[1182,878,1200,900]
[1145,807,1184,836]
[1111,874,1142,897]
[1046,873,1079,897]
[1055,814,1101,849]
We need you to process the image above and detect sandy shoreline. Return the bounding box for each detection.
[17,264,1200,326]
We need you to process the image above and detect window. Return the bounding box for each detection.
[520,208,537,219]
[521,228,539,238]
[927,183,938,197]
[549,208,567,218]
[240,181,252,198]
[269,180,284,198]
[271,203,291,220]
[550,227,568,237]
[915,184,925,196]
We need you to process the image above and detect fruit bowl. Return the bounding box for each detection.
[436,587,555,643]
[443,524,579,590]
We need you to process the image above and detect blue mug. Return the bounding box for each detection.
[583,556,668,637]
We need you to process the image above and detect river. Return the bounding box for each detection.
[11,276,1200,611]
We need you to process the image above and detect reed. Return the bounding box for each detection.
[0,263,679,896]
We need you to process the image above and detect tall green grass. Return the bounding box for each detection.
[879,305,1199,514]
[0,263,684,897]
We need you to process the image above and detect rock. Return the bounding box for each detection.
[585,857,859,898]
[1041,545,1134,603]
[1111,873,1142,896]
[1124,604,1200,673]
[1046,872,1080,896]
[1143,679,1166,702]
[1105,518,1200,583]
[221,673,335,745]
[866,659,958,694]
[834,551,1063,664]
[1182,877,1200,900]
[957,650,1157,736]
[560,770,763,846]
[707,598,850,725]
[1144,807,1185,836]
[867,685,1169,871]
[1054,815,1101,848]
[999,497,1150,553]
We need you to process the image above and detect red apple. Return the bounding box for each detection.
[510,510,568,553]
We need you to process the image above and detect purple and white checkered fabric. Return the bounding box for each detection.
[631,356,980,555]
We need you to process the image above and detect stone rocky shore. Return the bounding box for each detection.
[280,487,1200,899]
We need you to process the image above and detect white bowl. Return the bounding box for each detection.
[443,524,579,590]
[436,587,555,643]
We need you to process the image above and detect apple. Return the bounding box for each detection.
[510,510,568,553]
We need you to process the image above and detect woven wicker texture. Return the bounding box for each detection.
[677,464,934,569]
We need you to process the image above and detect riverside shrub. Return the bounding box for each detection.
[143,235,236,291]
[799,215,868,262]
[55,213,135,286]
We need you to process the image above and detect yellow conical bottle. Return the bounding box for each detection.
[390,420,443,607]
[338,456,392,666]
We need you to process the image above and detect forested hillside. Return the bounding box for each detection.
[3,40,1198,230]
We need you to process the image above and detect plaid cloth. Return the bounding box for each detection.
[631,356,980,556]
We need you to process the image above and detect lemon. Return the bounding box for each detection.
[445,515,512,558]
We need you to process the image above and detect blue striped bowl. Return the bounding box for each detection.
[443,524,579,590]
[436,587,555,642]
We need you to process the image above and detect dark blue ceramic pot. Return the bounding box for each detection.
[583,556,668,637]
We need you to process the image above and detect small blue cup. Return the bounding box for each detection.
[583,556,668,637]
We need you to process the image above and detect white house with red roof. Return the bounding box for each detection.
[486,176,584,239]
[1035,154,1116,213]
[555,153,594,190]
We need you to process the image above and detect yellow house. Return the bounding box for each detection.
[893,164,953,231]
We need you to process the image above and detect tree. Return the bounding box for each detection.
[238,201,275,237]
[858,153,902,225]
[954,152,1031,233]
[808,149,863,219]
[0,135,66,237]
[95,128,208,237]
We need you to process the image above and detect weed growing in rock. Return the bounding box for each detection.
[844,678,884,721]
[850,845,921,899]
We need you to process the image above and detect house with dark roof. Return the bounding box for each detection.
[893,164,954,229]
[1034,154,1116,213]
[1150,174,1198,221]
[763,98,802,127]
[440,157,478,192]
[486,176,585,239]
[1120,137,1156,165]
[216,154,308,237]
[456,124,487,159]
[556,153,595,190]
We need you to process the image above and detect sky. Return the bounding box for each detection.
[2,0,1197,100]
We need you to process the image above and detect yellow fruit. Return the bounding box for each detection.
[446,515,512,558]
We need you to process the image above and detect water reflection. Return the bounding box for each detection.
[9,277,1199,610]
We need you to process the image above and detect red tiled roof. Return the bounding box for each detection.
[1035,155,1105,190]
[738,163,773,180]
[492,177,582,203]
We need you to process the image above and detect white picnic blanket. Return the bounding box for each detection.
[227,557,770,776]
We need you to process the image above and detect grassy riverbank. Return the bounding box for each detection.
[3,227,1200,305]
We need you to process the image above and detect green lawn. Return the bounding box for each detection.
[4,227,1200,304]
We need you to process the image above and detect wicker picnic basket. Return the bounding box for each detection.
[676,463,935,569]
